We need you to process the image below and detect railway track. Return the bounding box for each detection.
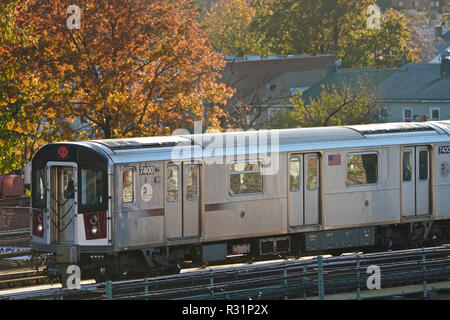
[0,270,49,290]
[1,245,450,300]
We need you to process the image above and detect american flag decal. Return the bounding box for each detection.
[328,154,341,166]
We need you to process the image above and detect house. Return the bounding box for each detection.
[301,67,396,105]
[376,58,450,122]
[220,54,336,127]
[391,0,444,11]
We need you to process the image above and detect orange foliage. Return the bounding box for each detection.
[12,0,234,139]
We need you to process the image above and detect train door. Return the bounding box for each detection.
[401,146,430,217]
[47,163,77,244]
[165,161,200,239]
[288,153,320,227]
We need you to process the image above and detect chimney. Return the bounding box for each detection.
[435,25,443,38]
[326,64,337,77]
[441,50,450,79]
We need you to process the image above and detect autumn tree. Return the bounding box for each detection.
[13,0,233,140]
[203,0,268,57]
[203,0,418,68]
[268,84,381,129]
[0,0,78,173]
[340,9,419,68]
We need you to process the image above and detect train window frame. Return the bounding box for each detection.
[166,165,179,203]
[228,159,264,197]
[33,167,47,208]
[122,167,136,205]
[402,149,413,183]
[185,164,199,201]
[289,156,301,192]
[306,155,319,191]
[418,150,429,181]
[345,152,379,187]
[78,167,107,212]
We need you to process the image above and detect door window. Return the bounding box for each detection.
[167,166,179,202]
[289,156,301,192]
[402,150,412,182]
[306,156,318,191]
[418,150,428,181]
[186,165,198,201]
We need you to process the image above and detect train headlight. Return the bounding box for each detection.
[37,223,43,232]
[91,225,98,235]
[89,215,98,225]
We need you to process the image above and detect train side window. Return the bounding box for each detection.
[81,168,104,205]
[229,160,263,195]
[122,169,135,204]
[419,150,428,180]
[186,165,198,201]
[307,156,318,191]
[402,151,412,182]
[346,153,378,186]
[167,166,178,202]
[34,168,47,205]
[289,156,301,192]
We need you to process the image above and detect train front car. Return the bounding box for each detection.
[30,143,111,281]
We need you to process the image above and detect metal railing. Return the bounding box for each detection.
[1,245,450,300]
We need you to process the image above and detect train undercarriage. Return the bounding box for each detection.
[34,219,450,283]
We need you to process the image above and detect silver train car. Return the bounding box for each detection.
[30,121,450,279]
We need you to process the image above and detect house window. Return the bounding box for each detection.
[229,160,263,195]
[403,108,413,122]
[430,108,440,121]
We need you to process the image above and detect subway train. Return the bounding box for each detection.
[30,121,450,280]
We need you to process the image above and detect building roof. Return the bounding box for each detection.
[220,55,336,104]
[444,29,450,42]
[376,63,450,101]
[301,68,396,103]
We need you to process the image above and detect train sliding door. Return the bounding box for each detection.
[288,153,320,227]
[165,161,201,240]
[401,146,430,217]
[47,163,77,244]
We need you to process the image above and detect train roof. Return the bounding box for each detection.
[74,121,450,164]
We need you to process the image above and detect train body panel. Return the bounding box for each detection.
[29,121,450,278]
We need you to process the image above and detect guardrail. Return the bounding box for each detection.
[1,245,450,300]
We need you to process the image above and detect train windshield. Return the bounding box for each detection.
[80,168,104,205]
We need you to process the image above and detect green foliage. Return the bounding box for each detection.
[268,85,381,129]
[203,0,418,68]
[339,9,418,68]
